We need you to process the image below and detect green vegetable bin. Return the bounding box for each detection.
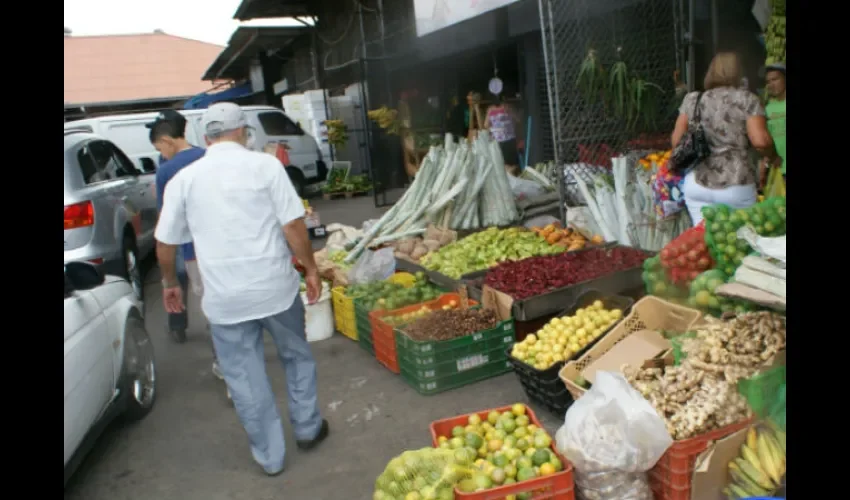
[395,318,515,395]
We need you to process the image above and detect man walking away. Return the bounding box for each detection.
[154,102,328,476]
[148,110,204,344]
[148,111,230,389]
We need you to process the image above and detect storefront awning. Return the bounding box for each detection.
[183,83,256,109]
[202,26,311,81]
[232,0,315,21]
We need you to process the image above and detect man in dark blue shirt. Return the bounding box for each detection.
[147,111,224,380]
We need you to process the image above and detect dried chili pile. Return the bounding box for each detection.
[484,247,651,299]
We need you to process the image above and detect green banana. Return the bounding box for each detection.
[723,487,740,499]
[728,482,752,499]
[730,466,772,497]
[735,457,776,491]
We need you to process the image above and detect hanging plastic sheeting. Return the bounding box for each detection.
[183,83,254,110]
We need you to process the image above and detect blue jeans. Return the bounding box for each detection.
[210,297,322,474]
[167,249,189,332]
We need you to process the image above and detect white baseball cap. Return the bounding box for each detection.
[201,102,247,136]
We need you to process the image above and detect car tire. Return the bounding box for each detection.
[122,234,145,306]
[122,317,156,421]
[286,167,306,197]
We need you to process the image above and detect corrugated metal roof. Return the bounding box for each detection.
[64,32,226,105]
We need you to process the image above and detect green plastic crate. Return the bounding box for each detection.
[401,358,513,395]
[399,343,511,381]
[395,318,515,357]
[358,328,374,355]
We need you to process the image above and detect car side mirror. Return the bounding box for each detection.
[140,157,157,173]
[65,262,105,291]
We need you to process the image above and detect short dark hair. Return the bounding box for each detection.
[148,120,185,143]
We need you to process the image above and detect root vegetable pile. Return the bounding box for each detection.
[484,247,651,300]
[623,311,785,440]
[401,309,498,342]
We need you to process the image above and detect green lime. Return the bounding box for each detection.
[531,449,551,467]
[516,467,537,482]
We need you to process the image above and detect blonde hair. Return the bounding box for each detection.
[703,52,743,90]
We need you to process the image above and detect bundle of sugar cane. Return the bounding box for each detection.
[344,133,518,263]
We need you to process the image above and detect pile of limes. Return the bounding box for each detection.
[436,404,563,499]
[511,301,622,370]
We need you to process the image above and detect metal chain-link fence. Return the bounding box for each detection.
[538,0,686,207]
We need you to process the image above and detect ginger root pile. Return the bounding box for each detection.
[623,311,786,440]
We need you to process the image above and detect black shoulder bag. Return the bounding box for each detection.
[670,92,711,175]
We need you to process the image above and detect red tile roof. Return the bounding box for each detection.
[64,32,226,105]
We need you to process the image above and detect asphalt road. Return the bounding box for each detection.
[64,195,563,500]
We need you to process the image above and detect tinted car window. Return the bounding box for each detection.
[89,140,137,179]
[257,112,301,136]
[76,147,102,184]
[108,142,143,176]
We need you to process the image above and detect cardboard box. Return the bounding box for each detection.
[581,329,673,384]
[689,427,749,500]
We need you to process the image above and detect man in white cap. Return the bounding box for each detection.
[154,102,328,476]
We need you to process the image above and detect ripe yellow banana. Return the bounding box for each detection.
[764,420,786,454]
[735,457,775,491]
[746,427,758,453]
[757,433,782,485]
[763,432,786,477]
[740,444,764,472]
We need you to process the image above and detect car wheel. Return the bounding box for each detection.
[123,234,144,304]
[286,167,306,197]
[122,317,156,420]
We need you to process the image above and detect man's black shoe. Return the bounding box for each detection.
[296,419,329,451]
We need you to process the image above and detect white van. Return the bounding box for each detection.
[63,105,327,194]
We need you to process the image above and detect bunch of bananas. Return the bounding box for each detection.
[324,119,348,148]
[764,16,786,65]
[367,106,400,135]
[724,421,786,499]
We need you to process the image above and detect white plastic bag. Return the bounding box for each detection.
[508,174,546,200]
[348,247,396,285]
[555,372,673,500]
[736,225,786,266]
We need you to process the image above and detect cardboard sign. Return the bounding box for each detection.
[582,330,672,384]
[481,285,513,321]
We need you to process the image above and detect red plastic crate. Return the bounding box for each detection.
[429,405,575,500]
[369,293,478,375]
[649,418,754,500]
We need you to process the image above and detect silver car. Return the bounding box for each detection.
[63,130,158,303]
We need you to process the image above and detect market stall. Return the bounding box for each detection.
[302,126,785,499]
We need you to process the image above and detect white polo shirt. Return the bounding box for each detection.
[155,141,305,325]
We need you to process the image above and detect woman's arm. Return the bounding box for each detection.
[671,114,689,148]
[746,115,778,159]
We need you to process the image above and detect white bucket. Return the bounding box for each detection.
[301,285,334,343]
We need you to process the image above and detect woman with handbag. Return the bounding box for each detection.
[670,52,780,225]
